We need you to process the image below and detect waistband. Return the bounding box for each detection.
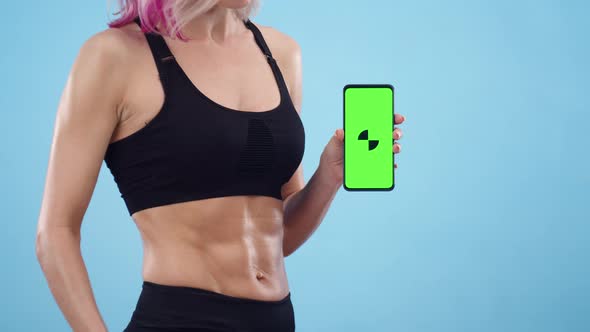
[142,280,292,305]
[125,280,295,331]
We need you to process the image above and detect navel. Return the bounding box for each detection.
[252,264,267,280]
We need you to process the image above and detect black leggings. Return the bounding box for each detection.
[123,281,295,332]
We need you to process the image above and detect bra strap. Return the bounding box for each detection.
[244,19,275,63]
[133,17,175,86]
[243,19,292,100]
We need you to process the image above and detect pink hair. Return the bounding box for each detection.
[108,0,259,41]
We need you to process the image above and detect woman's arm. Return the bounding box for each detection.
[35,29,130,332]
[282,164,341,257]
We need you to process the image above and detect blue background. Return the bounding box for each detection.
[1,0,588,331]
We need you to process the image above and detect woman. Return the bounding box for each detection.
[35,0,405,331]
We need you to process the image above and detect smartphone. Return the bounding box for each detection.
[343,84,394,191]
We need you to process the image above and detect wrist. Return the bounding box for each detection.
[317,161,343,190]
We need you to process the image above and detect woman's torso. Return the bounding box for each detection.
[108,20,298,302]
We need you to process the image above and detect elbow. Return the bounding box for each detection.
[35,225,79,266]
[35,230,51,266]
[283,248,293,258]
[282,237,296,258]
[282,226,292,258]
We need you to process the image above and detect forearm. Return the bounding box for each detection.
[282,163,341,257]
[35,226,107,332]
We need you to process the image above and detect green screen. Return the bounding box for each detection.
[343,85,394,190]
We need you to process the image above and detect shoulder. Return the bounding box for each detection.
[71,27,132,95]
[74,21,152,85]
[78,25,140,69]
[70,23,149,108]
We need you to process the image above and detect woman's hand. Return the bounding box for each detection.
[319,113,406,185]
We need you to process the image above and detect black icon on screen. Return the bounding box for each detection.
[358,129,379,151]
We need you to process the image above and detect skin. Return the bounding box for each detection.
[35,1,405,331]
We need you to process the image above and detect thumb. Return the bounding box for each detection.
[333,129,344,143]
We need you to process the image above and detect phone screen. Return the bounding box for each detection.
[343,84,394,191]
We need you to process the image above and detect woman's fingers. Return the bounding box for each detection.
[393,127,403,140]
[393,114,404,166]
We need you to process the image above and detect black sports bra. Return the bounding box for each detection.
[103,17,305,216]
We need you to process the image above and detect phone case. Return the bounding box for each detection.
[343,84,395,191]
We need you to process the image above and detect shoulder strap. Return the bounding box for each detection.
[244,19,275,64]
[243,19,292,100]
[133,17,175,84]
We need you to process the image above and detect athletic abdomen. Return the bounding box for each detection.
[135,195,290,302]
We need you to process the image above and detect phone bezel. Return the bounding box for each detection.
[342,84,395,191]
